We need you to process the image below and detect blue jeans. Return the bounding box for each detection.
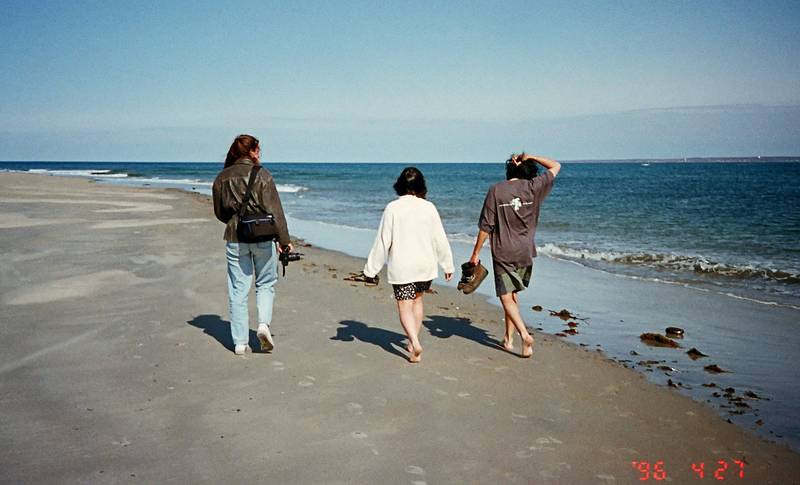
[225,241,279,346]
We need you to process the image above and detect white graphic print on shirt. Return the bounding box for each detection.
[498,197,533,212]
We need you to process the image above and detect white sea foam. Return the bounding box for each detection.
[276,184,309,193]
[448,233,476,245]
[537,243,800,284]
[28,168,129,178]
[131,177,212,187]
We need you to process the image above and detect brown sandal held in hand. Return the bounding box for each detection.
[457,261,488,294]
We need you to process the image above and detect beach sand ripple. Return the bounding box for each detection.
[2,269,148,305]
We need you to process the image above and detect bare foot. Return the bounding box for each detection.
[409,343,423,363]
[521,335,534,358]
[502,337,514,352]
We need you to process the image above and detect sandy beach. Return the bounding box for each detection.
[1,172,798,484]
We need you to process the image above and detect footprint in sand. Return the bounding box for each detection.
[515,449,535,458]
[406,466,427,485]
[298,380,314,387]
[442,376,458,382]
[457,392,470,398]
[347,402,364,415]
[511,413,528,422]
[351,431,368,439]
[595,474,617,483]
[599,384,620,397]
[536,436,563,445]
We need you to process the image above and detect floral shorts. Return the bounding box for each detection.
[392,280,432,300]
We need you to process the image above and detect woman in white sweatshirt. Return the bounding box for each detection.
[363,167,455,363]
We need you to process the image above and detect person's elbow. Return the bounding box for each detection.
[549,161,562,178]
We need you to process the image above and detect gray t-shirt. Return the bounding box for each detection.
[478,171,554,272]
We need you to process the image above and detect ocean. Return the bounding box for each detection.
[3,159,800,449]
[3,159,799,309]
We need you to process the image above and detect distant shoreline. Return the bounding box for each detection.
[2,156,799,164]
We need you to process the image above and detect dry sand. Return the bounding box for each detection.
[0,172,798,484]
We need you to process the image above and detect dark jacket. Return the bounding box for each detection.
[212,158,290,245]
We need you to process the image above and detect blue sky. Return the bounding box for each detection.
[1,0,799,161]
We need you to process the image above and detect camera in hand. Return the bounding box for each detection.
[279,246,303,275]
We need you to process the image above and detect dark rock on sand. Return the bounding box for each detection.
[629,350,639,356]
[551,309,575,320]
[704,364,728,374]
[532,305,543,311]
[667,379,679,388]
[744,390,764,400]
[563,328,578,335]
[665,326,685,338]
[686,348,708,360]
[702,382,717,388]
[639,333,680,348]
[658,365,678,372]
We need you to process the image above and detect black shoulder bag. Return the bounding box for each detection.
[236,166,280,243]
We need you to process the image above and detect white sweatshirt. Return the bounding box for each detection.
[364,195,455,284]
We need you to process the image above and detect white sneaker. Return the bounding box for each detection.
[257,324,274,352]
[234,344,247,355]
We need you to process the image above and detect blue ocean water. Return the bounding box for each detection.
[3,159,799,308]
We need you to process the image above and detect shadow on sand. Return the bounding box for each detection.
[424,314,503,351]
[331,320,408,361]
[187,314,263,353]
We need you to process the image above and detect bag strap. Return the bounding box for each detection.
[237,165,261,218]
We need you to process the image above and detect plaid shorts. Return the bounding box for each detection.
[392,280,432,300]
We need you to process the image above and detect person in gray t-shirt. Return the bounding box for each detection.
[469,153,561,358]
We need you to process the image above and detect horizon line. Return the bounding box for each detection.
[1,156,799,165]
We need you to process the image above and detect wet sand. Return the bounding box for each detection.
[1,172,798,484]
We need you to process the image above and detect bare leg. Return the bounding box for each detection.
[502,292,517,351]
[412,292,424,340]
[397,299,423,363]
[499,292,534,358]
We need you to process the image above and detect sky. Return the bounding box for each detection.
[1,0,799,162]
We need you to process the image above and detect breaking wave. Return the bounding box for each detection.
[28,168,129,178]
[538,243,800,285]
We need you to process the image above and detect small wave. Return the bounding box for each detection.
[277,184,308,193]
[538,243,800,285]
[131,177,212,187]
[448,233,477,245]
[28,168,128,178]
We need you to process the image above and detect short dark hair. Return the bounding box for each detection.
[505,153,539,180]
[393,167,427,198]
